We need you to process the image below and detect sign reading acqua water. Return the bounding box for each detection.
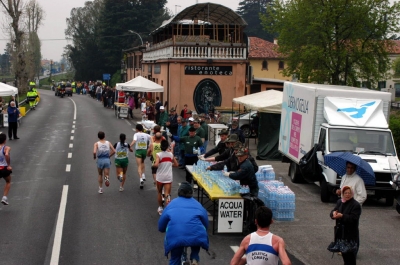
[218,199,244,233]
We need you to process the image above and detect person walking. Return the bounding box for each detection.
[158,182,209,265]
[230,206,291,265]
[113,133,133,192]
[27,86,38,110]
[0,133,12,205]
[7,101,20,140]
[153,140,178,215]
[148,132,164,186]
[130,124,152,189]
[330,186,362,265]
[128,94,135,119]
[335,162,367,205]
[93,131,116,194]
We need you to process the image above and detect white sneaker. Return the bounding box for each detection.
[119,187,124,192]
[140,178,144,189]
[1,196,8,205]
[98,188,103,194]
[142,173,146,181]
[157,206,163,215]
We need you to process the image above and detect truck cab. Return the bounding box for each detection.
[314,124,398,204]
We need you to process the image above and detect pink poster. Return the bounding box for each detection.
[289,112,302,158]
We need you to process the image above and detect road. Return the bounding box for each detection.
[0,90,398,265]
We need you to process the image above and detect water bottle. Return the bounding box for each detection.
[166,128,170,135]
[223,165,227,172]
[197,147,201,155]
[193,147,196,154]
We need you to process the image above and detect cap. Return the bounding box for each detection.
[233,141,243,150]
[218,129,229,135]
[226,134,239,143]
[232,120,238,125]
[160,106,165,110]
[170,108,176,112]
[178,181,193,198]
[236,147,249,156]
[193,119,200,123]
[188,127,196,132]
[188,117,195,122]
[187,110,192,114]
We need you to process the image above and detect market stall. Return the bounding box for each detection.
[0,83,19,127]
[115,76,164,119]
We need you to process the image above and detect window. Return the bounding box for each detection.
[148,64,152,73]
[378,81,386,90]
[262,60,268,70]
[278,61,284,70]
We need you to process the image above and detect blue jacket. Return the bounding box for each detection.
[7,106,20,122]
[158,197,209,256]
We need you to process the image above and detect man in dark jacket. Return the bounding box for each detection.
[155,96,161,123]
[224,147,259,197]
[230,120,245,143]
[166,108,178,136]
[203,134,238,162]
[7,101,20,140]
[203,129,228,158]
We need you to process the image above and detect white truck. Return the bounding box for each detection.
[279,82,399,205]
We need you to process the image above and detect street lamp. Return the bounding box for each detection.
[128,30,143,46]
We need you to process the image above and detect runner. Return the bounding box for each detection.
[147,132,164,186]
[130,124,152,189]
[0,133,12,205]
[153,140,178,215]
[93,131,116,194]
[113,133,133,192]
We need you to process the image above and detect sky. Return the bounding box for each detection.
[0,0,240,62]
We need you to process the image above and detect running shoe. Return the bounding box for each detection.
[104,176,110,187]
[98,188,103,194]
[118,174,123,182]
[1,196,8,205]
[157,206,163,215]
[119,187,124,192]
[166,195,171,204]
[142,173,146,181]
[140,178,144,189]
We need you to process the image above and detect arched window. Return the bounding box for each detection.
[262,60,268,70]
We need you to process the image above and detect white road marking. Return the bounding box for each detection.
[125,120,131,125]
[66,164,71,172]
[68,153,72,158]
[230,246,240,253]
[50,185,69,265]
[69,98,77,120]
[73,121,75,124]
[70,136,74,140]
[71,130,74,134]
[69,143,73,148]
[72,125,75,129]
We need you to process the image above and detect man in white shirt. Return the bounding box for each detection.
[336,162,367,205]
[131,124,152,189]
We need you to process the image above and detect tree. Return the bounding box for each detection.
[262,0,400,87]
[237,0,274,41]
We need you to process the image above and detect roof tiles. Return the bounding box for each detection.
[248,37,281,59]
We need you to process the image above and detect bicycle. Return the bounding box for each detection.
[181,246,191,265]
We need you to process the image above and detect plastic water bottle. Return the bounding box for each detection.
[223,165,227,172]
[193,147,196,154]
[166,128,170,135]
[197,147,201,155]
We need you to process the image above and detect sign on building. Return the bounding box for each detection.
[218,199,244,233]
[185,65,233,76]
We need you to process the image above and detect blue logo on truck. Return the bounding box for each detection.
[337,101,375,118]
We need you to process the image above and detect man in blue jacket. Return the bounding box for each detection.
[7,101,20,140]
[158,182,209,265]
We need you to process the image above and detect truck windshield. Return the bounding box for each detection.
[328,128,396,156]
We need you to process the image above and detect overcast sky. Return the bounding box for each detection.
[0,0,240,62]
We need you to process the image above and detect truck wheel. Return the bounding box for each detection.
[385,195,394,206]
[289,161,303,183]
[320,177,330,203]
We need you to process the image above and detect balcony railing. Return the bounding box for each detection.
[143,45,246,61]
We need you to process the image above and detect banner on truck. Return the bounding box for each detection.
[279,83,316,163]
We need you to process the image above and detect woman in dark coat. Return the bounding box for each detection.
[330,185,361,265]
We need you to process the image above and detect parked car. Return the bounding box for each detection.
[228,110,257,138]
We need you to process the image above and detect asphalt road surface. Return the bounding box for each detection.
[0,90,398,265]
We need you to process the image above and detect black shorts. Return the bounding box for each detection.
[0,168,12,179]
[151,165,157,174]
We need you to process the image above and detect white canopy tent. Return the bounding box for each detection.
[116,76,164,92]
[232,90,283,113]
[0,82,18,97]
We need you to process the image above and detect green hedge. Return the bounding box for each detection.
[389,112,400,154]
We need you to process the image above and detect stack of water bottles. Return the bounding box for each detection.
[257,166,296,221]
[192,160,240,195]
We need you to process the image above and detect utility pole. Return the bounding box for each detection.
[49,60,53,80]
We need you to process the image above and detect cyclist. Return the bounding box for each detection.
[158,182,209,265]
[230,206,291,265]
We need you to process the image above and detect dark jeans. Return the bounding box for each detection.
[342,252,356,265]
[128,108,133,119]
[169,246,200,265]
[8,122,18,139]
[185,156,198,183]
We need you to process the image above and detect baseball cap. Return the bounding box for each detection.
[218,129,229,135]
[189,127,196,132]
[233,141,243,150]
[170,108,176,112]
[188,117,195,122]
[193,119,200,123]
[226,134,239,143]
[236,147,249,156]
[160,106,165,110]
